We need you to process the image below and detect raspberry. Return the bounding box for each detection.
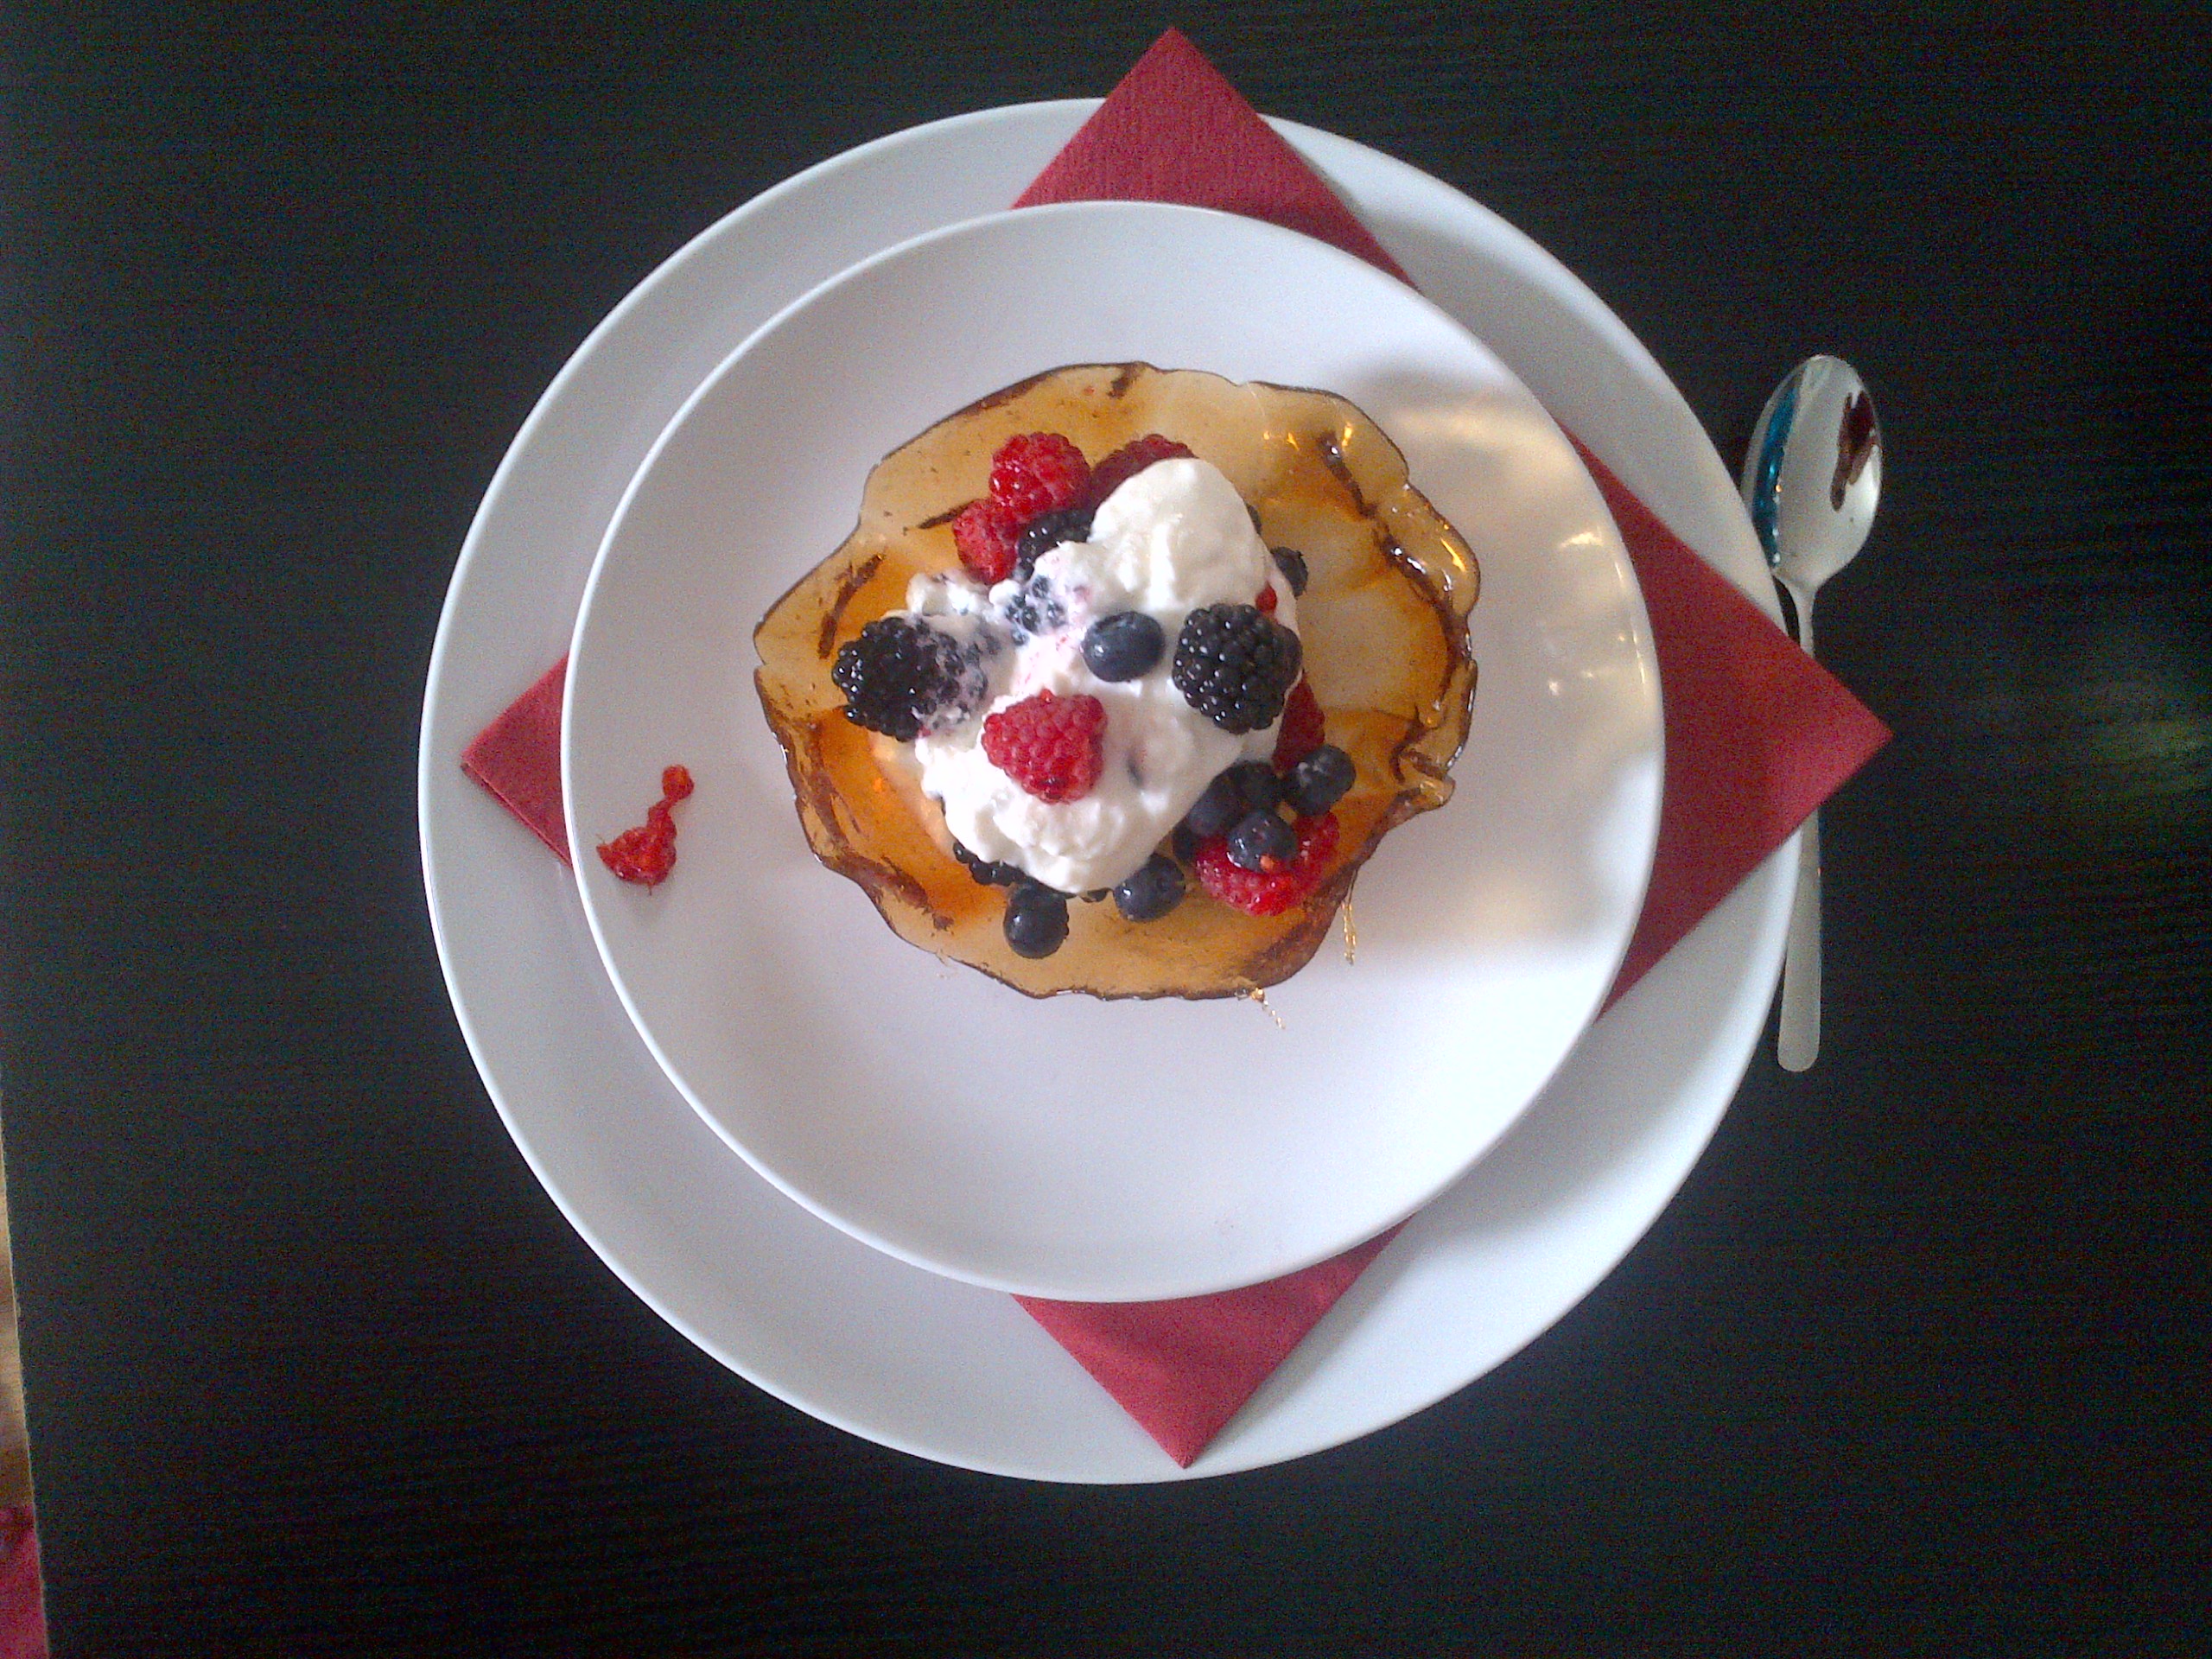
[1193,810,1339,917]
[596,765,695,889]
[832,616,983,741]
[988,433,1091,520]
[1172,603,1303,733]
[1255,585,1278,614]
[981,690,1106,804]
[1272,678,1326,770]
[1085,434,1195,505]
[952,498,1022,584]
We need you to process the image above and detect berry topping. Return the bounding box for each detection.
[1014,505,1095,580]
[1225,760,1284,814]
[950,839,1025,887]
[832,616,982,741]
[595,765,695,890]
[1284,743,1356,817]
[1000,570,1065,643]
[1184,768,1246,838]
[1270,546,1309,596]
[1172,602,1303,733]
[1194,810,1341,917]
[1227,809,1298,872]
[1112,854,1186,923]
[1004,883,1071,958]
[952,499,1022,584]
[1271,678,1326,771]
[981,689,1107,804]
[1085,434,1195,505]
[1183,760,1281,839]
[989,432,1092,520]
[1255,585,1278,614]
[1081,610,1166,682]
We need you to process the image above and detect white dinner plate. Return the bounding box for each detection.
[564,200,1662,1302]
[418,102,1791,1480]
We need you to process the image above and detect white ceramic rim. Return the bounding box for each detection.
[559,196,1662,1301]
[417,101,1793,1481]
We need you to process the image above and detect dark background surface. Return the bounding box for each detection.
[3,2,2209,1652]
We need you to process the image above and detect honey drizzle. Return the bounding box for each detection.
[1245,987,1287,1029]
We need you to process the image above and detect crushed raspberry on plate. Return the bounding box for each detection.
[596,764,694,888]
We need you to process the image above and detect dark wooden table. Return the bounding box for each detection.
[4,4,2207,1651]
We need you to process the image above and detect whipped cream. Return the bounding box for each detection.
[906,459,1294,893]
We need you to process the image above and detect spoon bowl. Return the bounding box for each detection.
[1743,354,1883,639]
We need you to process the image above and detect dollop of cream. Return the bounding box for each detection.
[909,459,1294,893]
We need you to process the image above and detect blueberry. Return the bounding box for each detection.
[1284,744,1355,816]
[1225,760,1283,814]
[1270,546,1309,596]
[1003,884,1070,958]
[1227,810,1297,872]
[1171,823,1201,864]
[1082,610,1166,682]
[1185,769,1246,837]
[950,840,1024,887]
[1113,855,1185,922]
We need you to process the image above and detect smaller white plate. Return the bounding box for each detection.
[563,200,1662,1303]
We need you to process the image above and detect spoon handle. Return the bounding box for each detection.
[1777,810,1821,1071]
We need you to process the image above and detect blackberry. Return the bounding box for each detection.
[832,617,980,741]
[1003,883,1070,958]
[1227,810,1298,872]
[1001,573,1065,644]
[1113,855,1185,922]
[1013,506,1094,582]
[1081,610,1166,682]
[1284,744,1355,816]
[1269,546,1309,596]
[1171,603,1303,733]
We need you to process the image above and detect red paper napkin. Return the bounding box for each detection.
[0,1507,44,1659]
[461,29,1891,1469]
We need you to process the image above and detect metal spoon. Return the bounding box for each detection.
[1739,355,1883,1071]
